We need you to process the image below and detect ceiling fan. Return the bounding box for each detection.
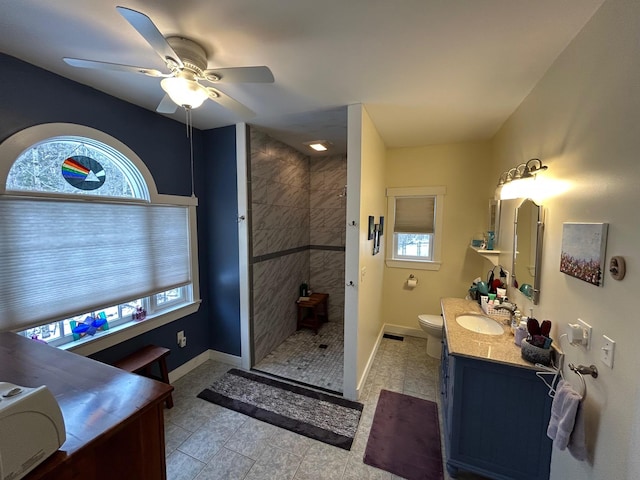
[63,6,274,117]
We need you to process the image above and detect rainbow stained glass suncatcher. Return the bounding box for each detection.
[61,156,106,190]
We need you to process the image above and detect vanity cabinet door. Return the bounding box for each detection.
[445,355,553,480]
[440,332,454,452]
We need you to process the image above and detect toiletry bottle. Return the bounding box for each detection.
[515,320,528,347]
[511,310,521,335]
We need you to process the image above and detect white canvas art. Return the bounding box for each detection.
[560,223,608,286]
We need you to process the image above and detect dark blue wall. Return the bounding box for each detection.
[0,53,241,370]
[202,126,242,355]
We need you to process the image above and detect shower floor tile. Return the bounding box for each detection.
[253,320,344,393]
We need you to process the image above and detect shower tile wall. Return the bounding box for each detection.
[249,128,347,364]
[250,129,310,363]
[252,251,309,362]
[309,156,346,322]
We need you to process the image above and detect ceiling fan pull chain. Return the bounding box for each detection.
[185,106,196,198]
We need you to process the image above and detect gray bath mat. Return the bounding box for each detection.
[197,368,363,450]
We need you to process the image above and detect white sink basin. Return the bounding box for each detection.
[456,314,504,335]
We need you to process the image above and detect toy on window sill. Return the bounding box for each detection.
[132,306,147,321]
[71,312,110,340]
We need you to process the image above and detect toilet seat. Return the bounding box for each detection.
[418,314,442,328]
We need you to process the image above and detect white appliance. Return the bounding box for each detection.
[0,382,66,480]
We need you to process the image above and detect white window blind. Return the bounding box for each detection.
[0,197,191,331]
[394,197,435,233]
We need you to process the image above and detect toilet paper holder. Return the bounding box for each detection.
[406,274,418,288]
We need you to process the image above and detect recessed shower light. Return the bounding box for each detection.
[303,140,331,152]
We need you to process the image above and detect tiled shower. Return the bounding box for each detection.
[248,127,346,366]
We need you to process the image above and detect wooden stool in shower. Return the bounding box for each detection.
[296,293,329,334]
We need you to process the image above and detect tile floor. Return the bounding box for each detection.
[164,335,487,480]
[253,319,344,393]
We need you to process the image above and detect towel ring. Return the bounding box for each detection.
[568,363,598,399]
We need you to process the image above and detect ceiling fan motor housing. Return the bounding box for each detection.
[166,36,208,76]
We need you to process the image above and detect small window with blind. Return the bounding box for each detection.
[386,186,446,270]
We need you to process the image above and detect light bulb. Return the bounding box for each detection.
[160,77,208,109]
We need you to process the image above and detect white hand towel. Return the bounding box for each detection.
[547,379,585,459]
[567,401,587,461]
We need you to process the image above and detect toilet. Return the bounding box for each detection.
[418,314,444,358]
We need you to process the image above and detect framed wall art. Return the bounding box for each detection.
[560,222,608,286]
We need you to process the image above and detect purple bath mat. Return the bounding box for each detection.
[364,389,444,480]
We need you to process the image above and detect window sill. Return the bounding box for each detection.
[385,259,442,271]
[60,300,201,357]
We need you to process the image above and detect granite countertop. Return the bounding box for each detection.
[441,297,548,370]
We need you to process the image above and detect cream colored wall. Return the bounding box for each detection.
[491,0,639,478]
[382,143,494,328]
[344,104,387,399]
[356,106,387,382]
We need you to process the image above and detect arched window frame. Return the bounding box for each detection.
[0,123,200,356]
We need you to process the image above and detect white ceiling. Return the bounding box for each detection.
[0,0,604,155]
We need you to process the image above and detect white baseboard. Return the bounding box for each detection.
[355,326,387,400]
[383,324,427,339]
[168,350,210,383]
[209,350,243,367]
[168,349,242,383]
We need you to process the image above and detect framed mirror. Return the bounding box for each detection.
[512,199,544,304]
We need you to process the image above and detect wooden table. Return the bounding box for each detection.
[0,332,173,480]
[297,293,329,334]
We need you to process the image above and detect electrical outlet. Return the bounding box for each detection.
[177,330,184,345]
[577,319,592,349]
[601,335,615,368]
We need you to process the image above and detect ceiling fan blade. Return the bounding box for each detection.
[63,57,165,77]
[156,94,178,114]
[116,6,183,69]
[203,66,274,84]
[207,88,256,118]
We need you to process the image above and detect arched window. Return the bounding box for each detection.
[0,124,199,352]
[6,136,149,199]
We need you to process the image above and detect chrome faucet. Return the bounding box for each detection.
[494,303,518,325]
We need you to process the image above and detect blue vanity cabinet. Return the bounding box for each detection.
[440,337,553,480]
[440,332,454,452]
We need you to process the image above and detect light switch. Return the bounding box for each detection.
[601,335,615,368]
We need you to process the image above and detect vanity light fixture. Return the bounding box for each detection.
[520,158,548,178]
[497,159,548,186]
[496,158,549,200]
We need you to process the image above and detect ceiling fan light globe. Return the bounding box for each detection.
[160,76,208,109]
